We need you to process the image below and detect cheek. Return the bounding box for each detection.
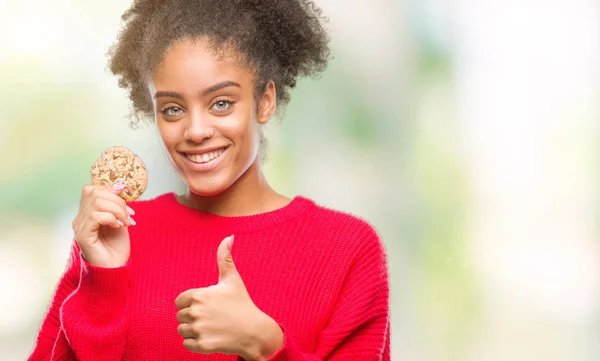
[228,121,259,163]
[157,123,180,149]
[219,112,259,148]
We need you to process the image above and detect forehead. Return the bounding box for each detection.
[151,38,252,89]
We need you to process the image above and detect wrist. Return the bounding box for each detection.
[242,312,284,361]
[81,249,129,268]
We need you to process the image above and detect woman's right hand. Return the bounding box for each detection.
[72,184,135,268]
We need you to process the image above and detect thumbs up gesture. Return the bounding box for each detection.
[175,235,284,360]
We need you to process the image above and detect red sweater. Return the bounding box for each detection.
[28,193,390,360]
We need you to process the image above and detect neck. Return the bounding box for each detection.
[179,156,290,216]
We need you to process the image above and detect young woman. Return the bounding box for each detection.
[28,0,390,360]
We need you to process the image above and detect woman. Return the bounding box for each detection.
[28,0,390,360]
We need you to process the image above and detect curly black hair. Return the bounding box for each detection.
[108,0,331,125]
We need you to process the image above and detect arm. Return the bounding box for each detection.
[28,241,131,361]
[263,228,391,361]
[28,242,80,361]
[175,230,391,361]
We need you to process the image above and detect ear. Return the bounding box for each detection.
[257,81,276,125]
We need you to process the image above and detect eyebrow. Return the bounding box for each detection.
[153,91,183,100]
[153,81,242,100]
[201,81,241,96]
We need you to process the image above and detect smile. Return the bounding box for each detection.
[180,146,229,173]
[185,147,227,164]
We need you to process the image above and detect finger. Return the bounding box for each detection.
[111,183,127,194]
[176,308,194,323]
[82,183,125,203]
[89,211,122,229]
[88,185,128,208]
[81,185,96,206]
[90,197,132,226]
[183,338,209,353]
[217,235,237,283]
[95,187,136,221]
[177,323,196,338]
[175,289,196,310]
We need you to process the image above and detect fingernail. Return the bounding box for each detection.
[113,183,127,192]
[117,220,124,227]
[128,216,136,226]
[227,235,235,250]
[126,206,135,216]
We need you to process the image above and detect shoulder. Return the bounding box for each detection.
[299,196,385,257]
[302,197,380,236]
[300,197,389,283]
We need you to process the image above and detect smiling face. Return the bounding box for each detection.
[149,38,276,196]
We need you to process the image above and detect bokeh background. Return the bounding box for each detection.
[1,0,599,360]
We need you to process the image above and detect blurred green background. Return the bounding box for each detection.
[1,0,599,360]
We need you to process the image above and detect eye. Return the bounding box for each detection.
[160,106,184,117]
[211,100,232,112]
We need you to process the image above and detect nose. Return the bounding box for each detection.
[183,109,214,143]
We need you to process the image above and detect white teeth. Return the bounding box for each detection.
[186,148,225,164]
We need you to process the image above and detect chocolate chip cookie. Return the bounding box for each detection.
[90,146,148,202]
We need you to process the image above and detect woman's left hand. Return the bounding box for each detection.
[175,235,284,361]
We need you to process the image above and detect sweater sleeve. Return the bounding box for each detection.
[266,227,391,361]
[28,241,131,361]
[28,242,81,361]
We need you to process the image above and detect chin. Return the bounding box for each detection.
[184,176,231,197]
[187,186,226,197]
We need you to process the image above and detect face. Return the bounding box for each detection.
[148,38,276,196]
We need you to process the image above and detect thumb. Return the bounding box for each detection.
[217,235,238,282]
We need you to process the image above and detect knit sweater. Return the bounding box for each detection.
[28,193,390,361]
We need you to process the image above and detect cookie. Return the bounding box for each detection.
[90,146,148,202]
